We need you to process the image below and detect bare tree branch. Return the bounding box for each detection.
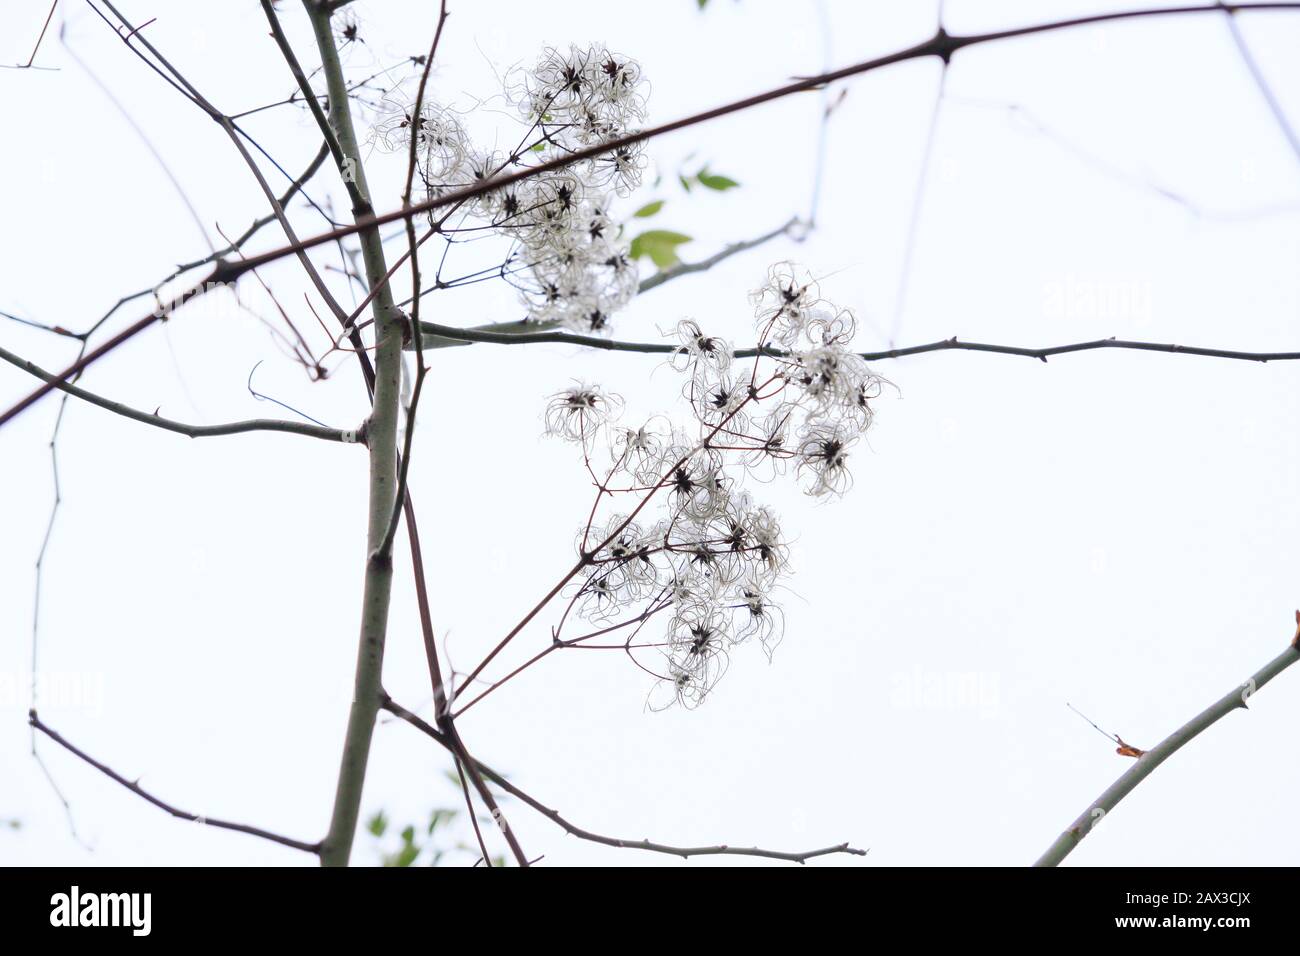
[1220,3,1300,167]
[382,697,868,864]
[5,0,59,69]
[7,2,1300,426]
[636,217,803,294]
[403,217,804,353]
[0,135,334,426]
[0,342,358,442]
[29,710,322,855]
[410,325,1300,365]
[207,3,1300,283]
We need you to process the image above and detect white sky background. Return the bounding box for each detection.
[2,0,1299,867]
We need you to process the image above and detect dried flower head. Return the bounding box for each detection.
[548,263,886,708]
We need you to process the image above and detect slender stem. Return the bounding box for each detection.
[383,697,867,864]
[0,342,357,442]
[1219,3,1300,166]
[410,217,800,350]
[303,0,405,868]
[413,327,1300,365]
[14,0,58,69]
[29,710,321,855]
[636,218,801,294]
[452,755,492,865]
[175,142,331,273]
[0,275,221,429]
[377,0,448,559]
[1033,630,1300,867]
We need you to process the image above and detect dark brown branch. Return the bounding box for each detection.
[382,697,868,864]
[6,3,1299,426]
[29,710,321,855]
[210,3,1300,282]
[11,1,58,69]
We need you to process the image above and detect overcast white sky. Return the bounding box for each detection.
[2,0,1299,867]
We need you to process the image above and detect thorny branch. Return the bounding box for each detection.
[1034,614,1300,867]
[29,710,322,855]
[382,697,868,864]
[8,2,1300,429]
[411,326,1300,365]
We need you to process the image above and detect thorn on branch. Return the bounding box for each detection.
[932,27,957,64]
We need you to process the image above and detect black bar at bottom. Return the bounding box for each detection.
[0,866,1286,940]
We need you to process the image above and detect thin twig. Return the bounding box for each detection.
[11,1,59,69]
[452,755,492,866]
[409,217,802,353]
[0,343,356,442]
[1219,2,1300,166]
[61,25,214,251]
[377,0,449,559]
[888,65,947,346]
[384,698,867,864]
[637,218,802,294]
[410,326,1300,365]
[29,710,321,855]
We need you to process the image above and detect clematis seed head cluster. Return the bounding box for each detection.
[543,263,886,708]
[369,44,648,333]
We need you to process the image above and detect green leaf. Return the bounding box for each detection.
[384,844,420,868]
[366,810,388,837]
[697,170,740,191]
[530,142,546,153]
[633,200,665,218]
[678,173,693,193]
[400,825,416,846]
[428,808,456,835]
[697,0,708,8]
[629,230,692,270]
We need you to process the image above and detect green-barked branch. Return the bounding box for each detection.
[1033,613,1300,867]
